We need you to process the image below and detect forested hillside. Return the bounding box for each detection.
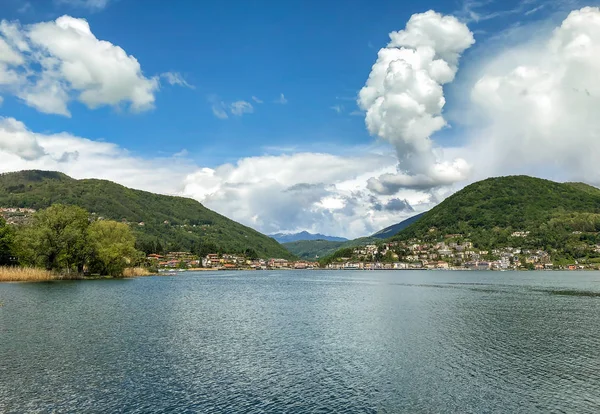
[391,175,600,253]
[0,170,294,259]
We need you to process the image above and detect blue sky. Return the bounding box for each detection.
[1,0,560,165]
[1,0,600,237]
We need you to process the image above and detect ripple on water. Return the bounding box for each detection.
[1,270,600,413]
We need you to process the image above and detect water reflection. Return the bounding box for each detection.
[1,271,600,413]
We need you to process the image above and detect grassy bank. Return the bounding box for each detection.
[0,266,155,282]
[0,267,81,282]
[122,267,154,277]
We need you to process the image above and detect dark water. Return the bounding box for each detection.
[1,271,600,413]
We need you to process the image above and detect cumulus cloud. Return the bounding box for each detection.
[180,152,426,238]
[359,10,475,194]
[367,158,471,194]
[465,6,600,186]
[0,15,159,116]
[371,196,414,212]
[230,100,254,116]
[9,8,600,240]
[0,117,46,160]
[0,117,194,194]
[0,115,428,238]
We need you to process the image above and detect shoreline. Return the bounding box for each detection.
[3,267,598,283]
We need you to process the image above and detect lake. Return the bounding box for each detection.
[1,270,600,413]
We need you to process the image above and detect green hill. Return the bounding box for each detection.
[283,236,380,260]
[282,239,345,260]
[392,175,600,250]
[0,170,294,259]
[319,175,600,265]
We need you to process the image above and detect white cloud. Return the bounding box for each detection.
[211,102,228,119]
[230,100,254,116]
[180,152,421,238]
[54,0,110,11]
[209,96,229,119]
[251,96,263,103]
[0,37,24,65]
[463,6,600,186]
[0,117,46,160]
[275,93,287,104]
[0,115,426,238]
[6,7,600,240]
[161,72,194,89]
[330,104,343,114]
[0,21,29,52]
[359,10,475,194]
[0,116,193,194]
[0,15,160,116]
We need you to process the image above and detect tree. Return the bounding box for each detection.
[244,248,258,260]
[0,217,14,266]
[87,220,138,277]
[15,205,90,272]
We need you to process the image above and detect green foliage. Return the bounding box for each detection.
[318,247,355,266]
[283,239,346,260]
[87,220,139,277]
[392,176,600,252]
[324,175,600,264]
[244,248,259,260]
[12,204,141,276]
[0,170,294,260]
[0,217,14,265]
[308,236,382,264]
[14,204,90,272]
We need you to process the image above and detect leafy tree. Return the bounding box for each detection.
[0,217,14,265]
[383,250,396,263]
[244,248,259,260]
[15,204,90,272]
[194,242,219,258]
[87,220,138,277]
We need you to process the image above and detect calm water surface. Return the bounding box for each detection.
[1,270,600,413]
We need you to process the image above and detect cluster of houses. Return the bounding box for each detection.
[325,236,585,271]
[0,207,36,225]
[148,252,319,270]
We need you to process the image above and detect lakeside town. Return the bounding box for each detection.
[151,233,600,272]
[324,234,600,271]
[148,252,320,271]
[3,208,599,272]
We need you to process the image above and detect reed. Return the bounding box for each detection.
[0,267,81,282]
[122,267,154,277]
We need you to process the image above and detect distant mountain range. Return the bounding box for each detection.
[0,170,295,259]
[270,231,348,243]
[280,215,427,259]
